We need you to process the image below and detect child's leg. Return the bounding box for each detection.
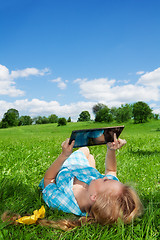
[78,147,96,168]
[78,147,90,159]
[87,154,96,168]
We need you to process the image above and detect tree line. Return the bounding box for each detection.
[0,109,71,128]
[0,101,159,129]
[79,102,159,123]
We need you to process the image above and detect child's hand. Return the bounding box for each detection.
[61,138,75,157]
[107,133,127,150]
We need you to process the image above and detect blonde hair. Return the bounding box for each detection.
[90,184,143,225]
[2,185,142,231]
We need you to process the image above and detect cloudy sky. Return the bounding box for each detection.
[0,0,160,121]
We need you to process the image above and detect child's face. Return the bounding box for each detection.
[88,177,123,199]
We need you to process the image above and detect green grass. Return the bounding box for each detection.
[0,120,160,239]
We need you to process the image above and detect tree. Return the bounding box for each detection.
[35,116,49,124]
[153,113,159,120]
[41,116,49,124]
[77,111,91,122]
[35,116,43,124]
[48,114,58,123]
[58,118,67,126]
[19,116,33,126]
[93,103,107,115]
[0,120,8,128]
[67,117,71,122]
[95,107,113,122]
[133,101,152,123]
[2,108,19,127]
[115,104,132,123]
[110,107,118,120]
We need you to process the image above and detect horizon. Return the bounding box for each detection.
[0,101,157,123]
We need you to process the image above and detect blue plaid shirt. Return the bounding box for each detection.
[39,150,119,216]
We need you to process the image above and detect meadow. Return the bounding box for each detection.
[0,120,160,240]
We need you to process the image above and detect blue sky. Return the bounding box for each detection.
[0,0,160,121]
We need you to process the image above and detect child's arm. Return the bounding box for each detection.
[105,148,117,176]
[44,139,75,187]
[105,133,126,177]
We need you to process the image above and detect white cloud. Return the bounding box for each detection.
[153,108,160,115]
[117,80,130,84]
[50,77,67,90]
[11,67,50,78]
[0,101,14,119]
[74,78,88,83]
[0,99,96,121]
[0,65,24,97]
[1,65,160,121]
[0,65,9,80]
[138,67,160,86]
[136,71,145,75]
[50,77,61,83]
[0,86,24,97]
[149,104,160,115]
[1,97,160,122]
[0,64,50,97]
[75,77,159,104]
[57,81,67,90]
[74,78,116,99]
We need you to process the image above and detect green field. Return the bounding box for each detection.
[0,120,160,240]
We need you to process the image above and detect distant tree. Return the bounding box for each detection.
[41,116,49,124]
[93,103,107,115]
[48,114,58,123]
[67,116,71,122]
[153,113,159,120]
[95,107,113,122]
[0,120,8,128]
[1,108,19,127]
[19,115,33,126]
[7,108,19,118]
[110,107,118,120]
[58,118,67,126]
[32,117,38,124]
[115,104,133,123]
[77,111,91,122]
[35,116,49,124]
[133,101,152,123]
[35,116,43,124]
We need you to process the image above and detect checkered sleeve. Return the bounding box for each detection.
[42,182,73,213]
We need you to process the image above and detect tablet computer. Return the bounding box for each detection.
[69,125,124,148]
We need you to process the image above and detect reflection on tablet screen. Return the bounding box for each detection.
[69,126,124,148]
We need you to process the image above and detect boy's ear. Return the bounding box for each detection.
[90,194,97,202]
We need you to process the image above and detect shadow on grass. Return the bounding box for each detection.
[0,177,41,214]
[128,149,160,156]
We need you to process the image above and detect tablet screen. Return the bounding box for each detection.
[69,125,124,148]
